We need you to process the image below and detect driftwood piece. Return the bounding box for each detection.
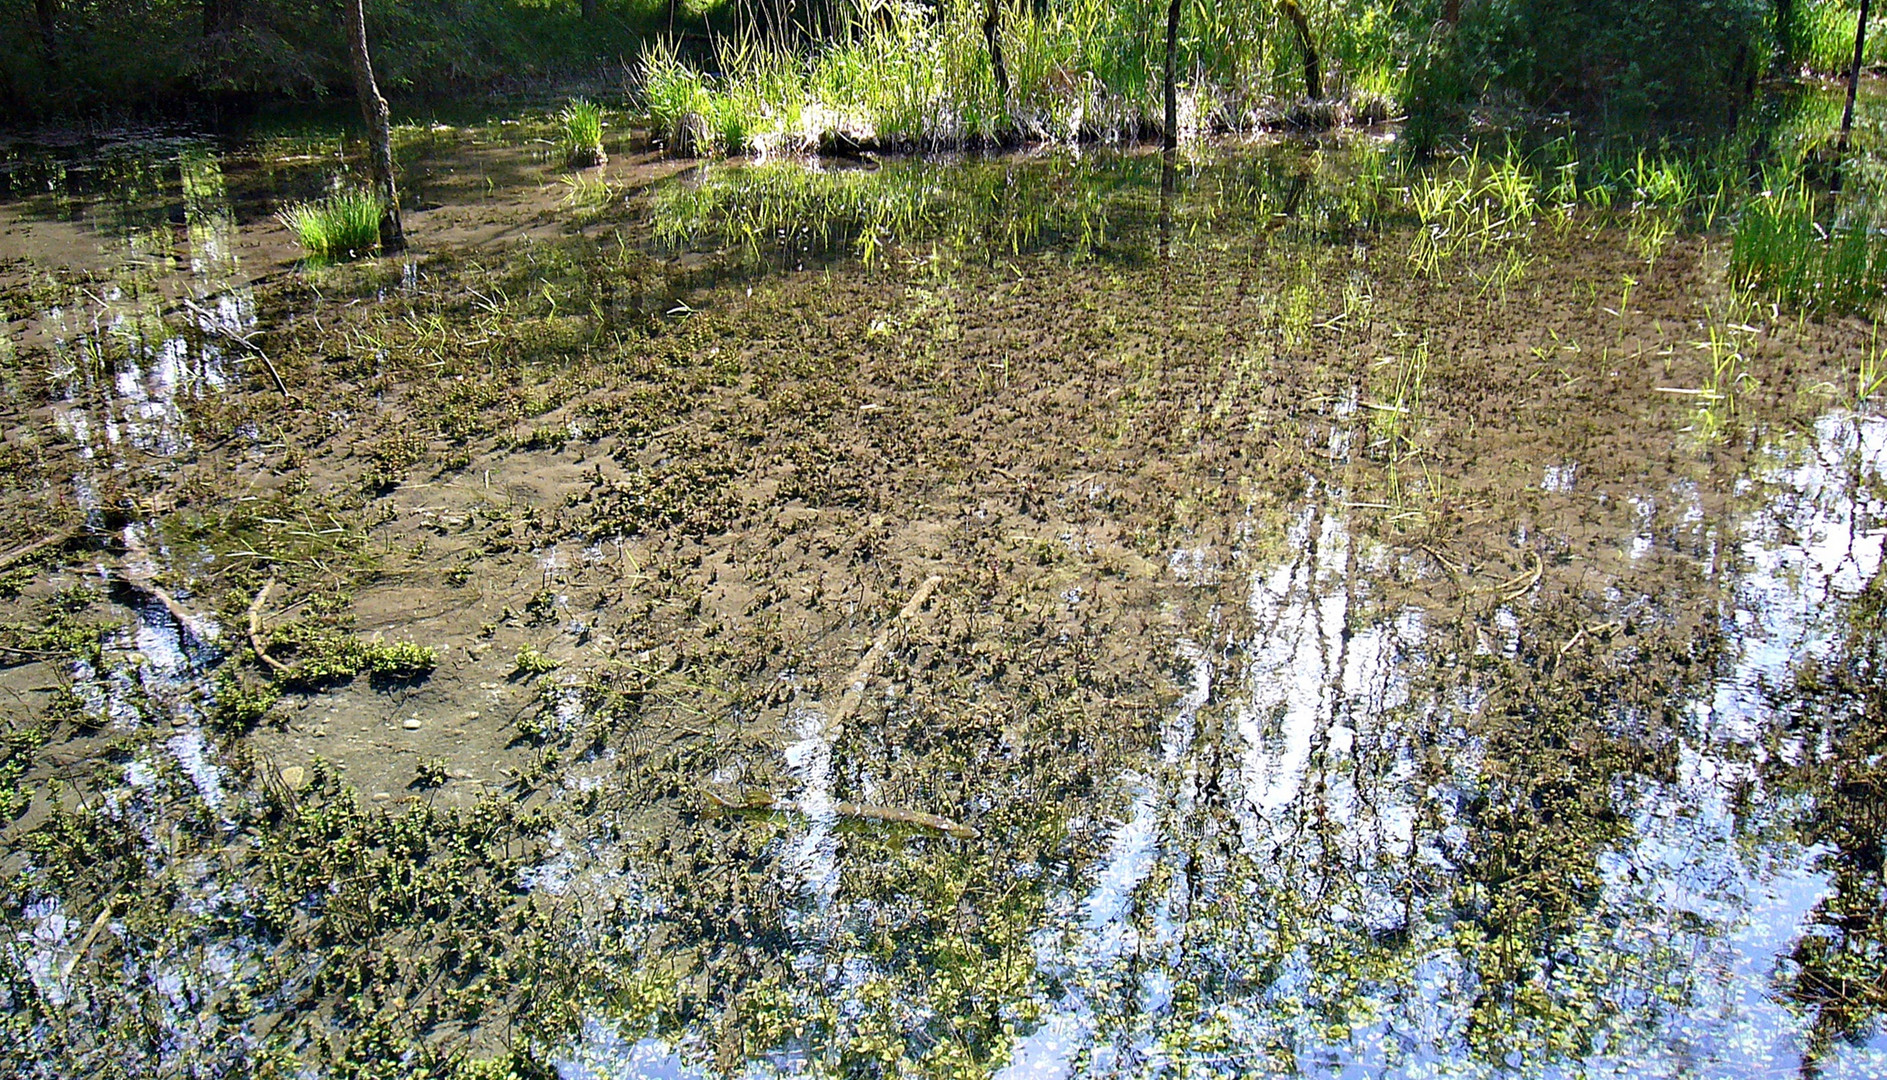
[703,574,970,839]
[247,579,290,676]
[118,536,206,640]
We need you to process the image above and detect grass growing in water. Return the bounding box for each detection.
[1732,180,1887,314]
[559,98,607,168]
[277,189,383,260]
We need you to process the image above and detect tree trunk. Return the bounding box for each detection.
[34,0,58,66]
[983,0,1010,106]
[1163,0,1182,148]
[1774,0,1797,72]
[1839,0,1871,150]
[1442,0,1460,25]
[1281,0,1320,99]
[344,0,404,252]
[582,0,597,18]
[667,0,678,36]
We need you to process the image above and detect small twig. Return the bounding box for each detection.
[59,887,124,982]
[1495,550,1544,604]
[822,574,942,737]
[1414,541,1464,577]
[181,299,292,401]
[117,537,206,639]
[247,579,290,676]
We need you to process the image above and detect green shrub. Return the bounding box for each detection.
[277,189,383,260]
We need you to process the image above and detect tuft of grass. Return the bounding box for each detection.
[277,188,383,260]
[559,98,607,168]
[641,38,712,155]
[1731,180,1887,315]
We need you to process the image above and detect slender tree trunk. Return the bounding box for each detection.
[1442,0,1460,25]
[983,0,1009,106]
[344,0,404,252]
[1163,0,1182,148]
[34,0,58,66]
[582,0,597,18]
[1281,0,1320,99]
[1838,0,1871,156]
[667,0,678,35]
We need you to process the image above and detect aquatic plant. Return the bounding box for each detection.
[641,38,712,154]
[1731,180,1887,314]
[1689,318,1758,443]
[635,0,1416,156]
[277,188,384,260]
[515,645,561,676]
[559,97,607,168]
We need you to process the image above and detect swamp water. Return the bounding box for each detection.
[0,123,1884,1080]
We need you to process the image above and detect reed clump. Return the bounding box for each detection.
[277,189,384,260]
[559,98,607,168]
[1732,181,1887,315]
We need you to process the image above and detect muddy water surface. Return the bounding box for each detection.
[1,123,1885,1080]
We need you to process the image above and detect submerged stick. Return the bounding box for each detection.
[247,579,290,676]
[0,526,80,574]
[704,788,978,840]
[119,536,206,639]
[1496,550,1544,604]
[821,573,942,738]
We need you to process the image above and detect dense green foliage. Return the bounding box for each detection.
[0,0,669,120]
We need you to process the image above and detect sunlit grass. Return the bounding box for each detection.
[635,0,1410,157]
[559,98,606,167]
[277,189,383,260]
[1732,179,1887,314]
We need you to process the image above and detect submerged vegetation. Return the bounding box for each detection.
[4,0,1887,1078]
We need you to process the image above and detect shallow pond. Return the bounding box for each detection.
[1,112,1885,1080]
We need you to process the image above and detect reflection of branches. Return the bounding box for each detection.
[1775,566,1887,1080]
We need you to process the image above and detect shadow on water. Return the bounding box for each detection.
[2,98,1887,1080]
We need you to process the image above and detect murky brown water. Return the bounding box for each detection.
[1,117,1885,1079]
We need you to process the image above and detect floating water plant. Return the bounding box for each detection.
[559,98,607,168]
[276,188,384,260]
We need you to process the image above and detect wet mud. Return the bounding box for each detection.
[1,122,1885,1079]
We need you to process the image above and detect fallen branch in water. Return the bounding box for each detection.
[247,579,290,676]
[0,527,81,574]
[182,298,293,401]
[703,788,978,840]
[822,573,942,738]
[118,536,207,640]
